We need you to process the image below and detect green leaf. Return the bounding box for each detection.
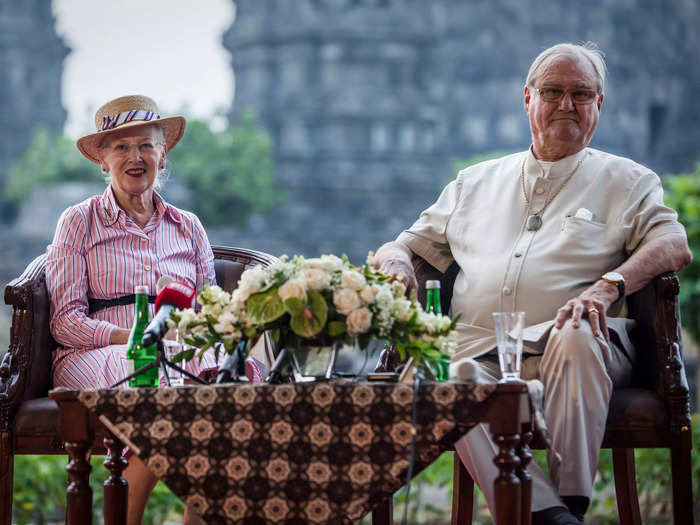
[327,320,346,337]
[289,290,328,338]
[284,296,305,315]
[247,287,285,324]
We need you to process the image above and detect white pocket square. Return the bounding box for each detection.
[574,207,593,221]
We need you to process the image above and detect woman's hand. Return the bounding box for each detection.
[110,328,131,345]
[553,280,619,341]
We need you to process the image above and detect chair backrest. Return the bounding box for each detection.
[1,246,277,405]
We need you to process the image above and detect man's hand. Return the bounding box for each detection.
[374,242,419,297]
[553,280,619,340]
[379,258,419,296]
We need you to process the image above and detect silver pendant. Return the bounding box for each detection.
[526,214,542,231]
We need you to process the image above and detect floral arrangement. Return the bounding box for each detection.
[170,253,458,370]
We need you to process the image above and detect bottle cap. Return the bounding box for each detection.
[135,285,149,295]
[425,280,441,289]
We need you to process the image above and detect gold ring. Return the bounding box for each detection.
[588,307,599,314]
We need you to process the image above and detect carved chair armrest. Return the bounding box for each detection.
[1,254,49,415]
[651,273,690,429]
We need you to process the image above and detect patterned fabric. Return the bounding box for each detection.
[78,381,496,524]
[101,109,160,131]
[47,185,217,388]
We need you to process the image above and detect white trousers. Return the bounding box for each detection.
[454,319,634,512]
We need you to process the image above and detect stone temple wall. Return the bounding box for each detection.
[222,0,699,263]
[0,1,69,196]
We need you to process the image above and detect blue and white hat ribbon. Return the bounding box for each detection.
[100,109,160,131]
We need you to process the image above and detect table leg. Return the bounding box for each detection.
[371,497,393,525]
[516,424,533,525]
[66,440,92,525]
[103,433,128,525]
[492,430,521,525]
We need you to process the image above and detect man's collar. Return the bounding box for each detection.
[524,146,589,180]
[99,185,182,226]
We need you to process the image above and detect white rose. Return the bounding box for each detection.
[305,254,344,272]
[301,268,331,291]
[341,270,366,291]
[278,279,307,302]
[359,285,379,304]
[334,288,362,315]
[346,307,373,336]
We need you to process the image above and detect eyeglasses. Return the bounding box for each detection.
[534,86,599,105]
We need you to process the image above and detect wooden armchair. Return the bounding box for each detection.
[0,245,277,525]
[405,257,693,525]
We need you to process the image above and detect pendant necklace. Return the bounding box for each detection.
[521,152,586,231]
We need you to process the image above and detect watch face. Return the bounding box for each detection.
[603,271,624,283]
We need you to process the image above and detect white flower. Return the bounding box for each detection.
[391,279,407,298]
[301,268,331,291]
[278,279,307,302]
[304,255,344,272]
[341,270,366,291]
[392,298,413,322]
[346,307,373,336]
[359,285,379,304]
[333,288,362,315]
[365,251,376,267]
[374,286,395,311]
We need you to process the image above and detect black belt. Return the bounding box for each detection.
[88,294,156,315]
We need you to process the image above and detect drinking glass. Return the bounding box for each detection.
[492,312,525,382]
[162,338,185,386]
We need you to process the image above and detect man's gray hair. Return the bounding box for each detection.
[526,42,607,93]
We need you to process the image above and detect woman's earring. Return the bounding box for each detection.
[101,166,108,174]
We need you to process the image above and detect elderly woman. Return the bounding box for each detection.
[46,95,213,525]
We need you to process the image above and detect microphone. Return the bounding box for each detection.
[216,340,247,383]
[142,281,195,347]
[156,274,175,293]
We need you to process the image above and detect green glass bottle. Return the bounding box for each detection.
[425,280,442,314]
[126,285,158,387]
[425,280,448,381]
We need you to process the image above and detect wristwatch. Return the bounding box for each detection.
[601,271,625,301]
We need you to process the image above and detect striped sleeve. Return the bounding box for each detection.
[46,207,119,349]
[190,213,216,289]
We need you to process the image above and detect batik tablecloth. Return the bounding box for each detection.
[77,381,497,524]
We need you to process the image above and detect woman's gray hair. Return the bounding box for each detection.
[526,42,607,93]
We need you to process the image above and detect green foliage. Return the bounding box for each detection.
[1,125,98,218]
[168,111,280,226]
[13,455,183,524]
[663,167,700,343]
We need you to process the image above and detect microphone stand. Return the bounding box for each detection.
[265,332,293,384]
[111,339,207,388]
[216,341,249,384]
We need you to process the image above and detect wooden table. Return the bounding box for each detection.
[50,381,534,525]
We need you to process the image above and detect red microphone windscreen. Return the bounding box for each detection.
[154,281,196,311]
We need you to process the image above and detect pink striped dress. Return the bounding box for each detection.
[45,185,250,389]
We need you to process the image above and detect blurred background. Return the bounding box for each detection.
[1,1,698,523]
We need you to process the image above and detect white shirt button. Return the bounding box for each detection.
[144,265,151,271]
[514,252,522,258]
[535,187,545,194]
[503,287,512,295]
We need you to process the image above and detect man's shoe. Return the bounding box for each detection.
[532,506,583,525]
[562,495,589,522]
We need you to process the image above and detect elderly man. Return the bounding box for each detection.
[375,43,691,524]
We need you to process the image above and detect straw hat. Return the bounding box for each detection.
[76,95,186,164]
